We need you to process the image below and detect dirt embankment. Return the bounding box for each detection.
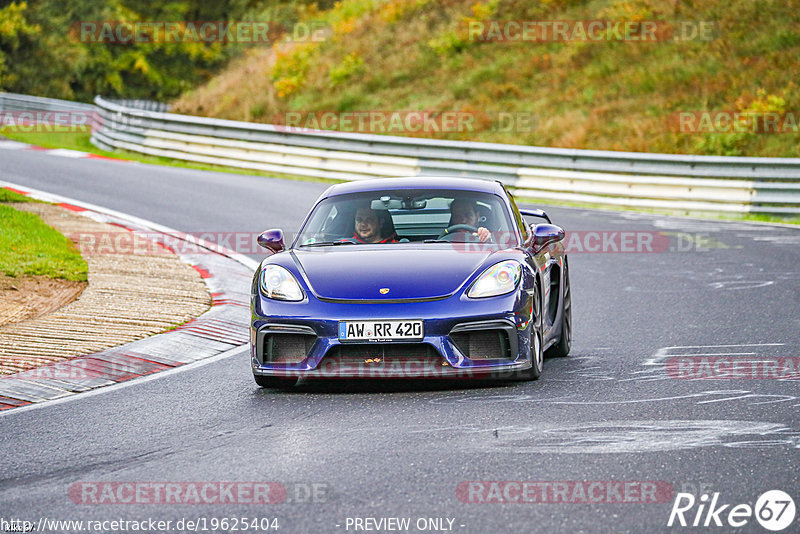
[0,275,87,327]
[0,202,212,376]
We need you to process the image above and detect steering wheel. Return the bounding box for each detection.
[437,224,492,242]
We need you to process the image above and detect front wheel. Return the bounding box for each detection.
[253,374,298,389]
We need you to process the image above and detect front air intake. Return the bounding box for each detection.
[450,329,512,360]
[263,333,316,364]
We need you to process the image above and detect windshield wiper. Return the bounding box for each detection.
[300,240,358,247]
[423,239,449,243]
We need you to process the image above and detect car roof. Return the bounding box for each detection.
[320,176,507,199]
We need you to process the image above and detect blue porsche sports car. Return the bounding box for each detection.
[251,177,571,387]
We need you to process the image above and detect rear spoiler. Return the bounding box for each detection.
[519,208,551,224]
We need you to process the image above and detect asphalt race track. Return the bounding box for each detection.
[2,150,799,533]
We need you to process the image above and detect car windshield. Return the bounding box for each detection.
[294,189,518,247]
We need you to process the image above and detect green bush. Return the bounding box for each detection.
[329,52,365,85]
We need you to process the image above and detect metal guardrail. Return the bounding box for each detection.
[2,92,799,214]
[0,93,166,132]
[106,99,171,113]
[0,92,98,129]
[0,92,95,113]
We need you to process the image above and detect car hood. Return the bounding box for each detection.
[290,246,493,300]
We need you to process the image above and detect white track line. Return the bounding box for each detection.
[41,148,90,158]
[0,140,31,150]
[0,344,248,418]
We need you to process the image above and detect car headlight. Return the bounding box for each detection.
[259,265,304,301]
[467,260,522,298]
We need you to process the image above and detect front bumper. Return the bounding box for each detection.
[250,292,533,379]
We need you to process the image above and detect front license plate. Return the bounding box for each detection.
[338,320,423,341]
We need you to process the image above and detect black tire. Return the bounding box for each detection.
[253,374,298,389]
[546,261,571,358]
[516,281,543,381]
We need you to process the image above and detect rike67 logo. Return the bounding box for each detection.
[668,490,795,531]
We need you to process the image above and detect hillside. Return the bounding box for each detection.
[172,0,800,157]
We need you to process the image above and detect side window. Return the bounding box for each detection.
[505,188,528,242]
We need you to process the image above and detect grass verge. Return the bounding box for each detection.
[0,192,88,281]
[0,188,36,203]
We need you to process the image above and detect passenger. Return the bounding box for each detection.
[352,204,398,243]
[448,198,491,242]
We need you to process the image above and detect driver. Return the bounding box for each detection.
[449,198,491,242]
[352,204,398,243]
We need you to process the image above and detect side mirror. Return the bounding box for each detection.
[530,224,565,252]
[257,229,285,254]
